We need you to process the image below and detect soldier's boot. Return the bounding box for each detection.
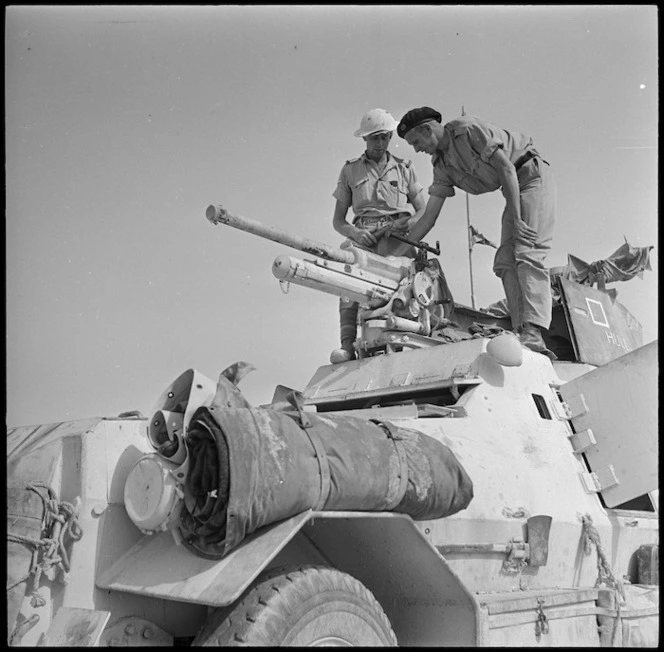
[330,338,356,364]
[330,299,359,364]
[518,323,557,360]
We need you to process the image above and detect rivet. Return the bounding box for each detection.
[124,624,136,636]
[142,628,153,639]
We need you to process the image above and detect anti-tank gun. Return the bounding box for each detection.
[205,204,454,358]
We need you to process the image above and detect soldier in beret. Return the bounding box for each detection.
[396,107,556,356]
[329,108,427,364]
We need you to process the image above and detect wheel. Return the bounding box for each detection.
[193,564,398,646]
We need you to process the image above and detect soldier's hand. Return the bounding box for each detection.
[389,216,411,234]
[514,218,538,246]
[353,228,378,248]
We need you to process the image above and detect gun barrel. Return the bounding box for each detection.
[206,204,354,265]
[272,254,396,306]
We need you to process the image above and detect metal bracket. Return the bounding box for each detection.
[579,465,619,493]
[436,537,530,572]
[564,393,589,419]
[593,464,620,490]
[285,390,312,429]
[579,472,601,493]
[436,515,552,572]
[568,428,596,454]
[549,387,571,421]
[502,537,530,574]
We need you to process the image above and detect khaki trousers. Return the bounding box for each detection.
[493,157,556,330]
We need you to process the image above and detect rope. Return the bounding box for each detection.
[581,514,624,597]
[6,482,83,608]
[581,514,624,646]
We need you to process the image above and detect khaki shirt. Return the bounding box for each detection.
[429,116,536,198]
[333,152,423,222]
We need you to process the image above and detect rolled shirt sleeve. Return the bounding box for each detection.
[405,164,424,203]
[429,159,456,198]
[332,165,352,206]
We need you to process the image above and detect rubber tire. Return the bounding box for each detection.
[193,564,398,646]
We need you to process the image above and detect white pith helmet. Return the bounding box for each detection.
[353,108,399,138]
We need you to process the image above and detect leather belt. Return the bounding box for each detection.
[355,212,410,228]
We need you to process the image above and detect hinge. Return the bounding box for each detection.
[579,472,601,493]
[568,428,596,454]
[564,393,589,419]
[579,465,620,493]
[549,388,570,420]
[593,464,620,490]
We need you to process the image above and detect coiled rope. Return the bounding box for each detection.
[7,482,83,608]
[581,513,624,646]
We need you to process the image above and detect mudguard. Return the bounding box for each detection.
[97,509,481,646]
[97,511,313,607]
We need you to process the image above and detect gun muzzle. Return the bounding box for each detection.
[206,204,354,265]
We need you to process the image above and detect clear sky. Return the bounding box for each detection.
[6,5,658,428]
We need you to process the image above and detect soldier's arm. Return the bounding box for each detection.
[403,164,427,230]
[407,190,427,229]
[391,194,446,256]
[332,199,377,248]
[389,191,426,234]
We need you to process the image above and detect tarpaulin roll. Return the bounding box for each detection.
[179,389,473,559]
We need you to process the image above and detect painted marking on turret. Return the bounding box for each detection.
[585,298,609,327]
[605,330,629,351]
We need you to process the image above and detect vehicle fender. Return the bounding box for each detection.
[97,511,312,607]
[291,512,480,646]
[98,510,480,646]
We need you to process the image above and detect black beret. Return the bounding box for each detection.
[397,107,442,139]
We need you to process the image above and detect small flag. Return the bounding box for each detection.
[469,225,497,249]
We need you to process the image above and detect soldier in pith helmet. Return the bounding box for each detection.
[330,108,426,364]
